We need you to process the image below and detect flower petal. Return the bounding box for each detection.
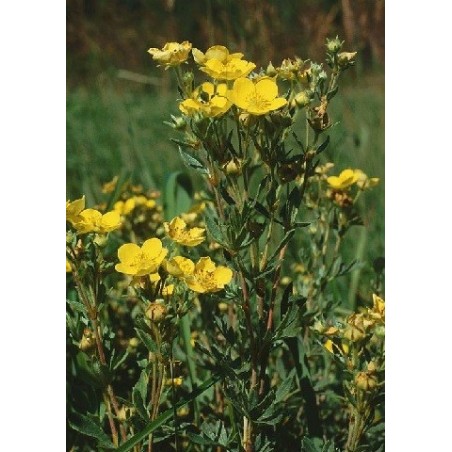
[230,77,254,109]
[118,243,141,263]
[101,211,121,231]
[214,267,233,286]
[142,238,163,258]
[255,78,278,101]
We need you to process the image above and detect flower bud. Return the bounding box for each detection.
[291,91,311,109]
[280,276,292,286]
[308,107,330,132]
[225,159,241,176]
[326,37,343,54]
[145,302,167,322]
[128,337,139,348]
[343,324,365,342]
[266,61,277,77]
[169,115,187,130]
[93,233,108,248]
[165,377,183,387]
[355,371,378,391]
[79,328,96,352]
[177,406,190,417]
[338,52,357,68]
[218,302,228,312]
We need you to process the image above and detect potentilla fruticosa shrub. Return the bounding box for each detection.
[66,37,384,452]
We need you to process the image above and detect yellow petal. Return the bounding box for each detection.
[230,77,254,109]
[214,267,233,286]
[324,339,334,354]
[195,257,216,273]
[216,83,229,96]
[255,78,278,101]
[100,211,121,231]
[326,176,341,189]
[184,276,207,293]
[162,284,174,296]
[149,272,161,283]
[179,99,201,115]
[118,243,141,263]
[166,256,195,277]
[142,238,163,258]
[201,82,215,97]
[268,97,288,111]
[192,48,206,64]
[205,45,229,62]
[115,261,138,275]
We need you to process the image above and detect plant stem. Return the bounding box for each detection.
[70,261,127,443]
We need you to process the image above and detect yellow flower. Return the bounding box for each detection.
[164,216,206,247]
[369,294,385,322]
[164,256,195,278]
[101,176,118,194]
[147,41,192,68]
[324,339,349,355]
[192,45,244,65]
[354,169,380,190]
[314,162,334,175]
[115,238,168,276]
[73,209,122,234]
[200,58,255,81]
[114,199,134,216]
[162,284,174,296]
[66,258,72,273]
[66,196,85,224]
[149,272,161,284]
[228,77,287,116]
[326,169,359,190]
[179,82,232,117]
[165,377,183,387]
[184,257,233,293]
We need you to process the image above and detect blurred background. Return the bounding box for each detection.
[66,0,384,300]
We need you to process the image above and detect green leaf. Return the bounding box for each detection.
[135,327,158,353]
[178,146,210,175]
[115,375,220,452]
[164,171,193,220]
[219,179,236,205]
[185,432,218,447]
[66,298,88,315]
[68,412,115,449]
[132,370,149,421]
[275,373,295,403]
[252,200,271,219]
[204,214,229,248]
[267,229,295,264]
[316,135,330,155]
[301,437,322,452]
[110,350,129,371]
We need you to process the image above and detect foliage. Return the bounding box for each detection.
[67,38,384,451]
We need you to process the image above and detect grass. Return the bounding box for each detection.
[67,72,384,305]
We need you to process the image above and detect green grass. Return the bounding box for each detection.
[67,80,185,205]
[67,73,384,304]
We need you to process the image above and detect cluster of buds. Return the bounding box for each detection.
[314,294,385,392]
[103,177,164,242]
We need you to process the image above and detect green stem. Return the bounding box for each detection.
[180,315,200,424]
